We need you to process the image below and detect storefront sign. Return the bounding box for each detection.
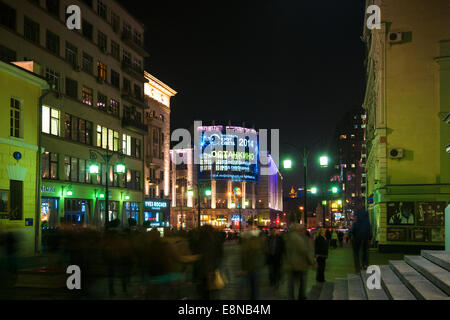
[41,186,56,193]
[144,200,168,210]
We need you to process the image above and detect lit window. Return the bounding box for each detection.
[340,134,347,140]
[122,134,131,156]
[351,164,356,168]
[82,87,93,105]
[97,61,107,80]
[42,105,60,136]
[97,125,118,151]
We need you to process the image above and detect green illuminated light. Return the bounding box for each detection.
[67,191,73,196]
[125,195,130,200]
[89,164,99,174]
[319,156,329,167]
[205,189,212,197]
[322,200,327,205]
[311,187,318,194]
[283,159,292,169]
[99,193,105,199]
[332,187,339,194]
[337,200,342,205]
[115,163,126,174]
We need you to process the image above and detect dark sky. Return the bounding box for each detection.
[120,0,367,190]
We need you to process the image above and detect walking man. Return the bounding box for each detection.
[351,206,372,273]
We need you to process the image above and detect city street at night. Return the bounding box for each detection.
[0,0,449,315]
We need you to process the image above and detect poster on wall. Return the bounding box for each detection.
[411,228,426,242]
[429,228,445,242]
[387,228,408,241]
[387,202,415,225]
[417,202,446,226]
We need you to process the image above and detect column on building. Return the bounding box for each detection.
[187,150,193,207]
[227,180,232,208]
[211,180,216,209]
[242,181,246,208]
[171,151,177,207]
[252,182,256,209]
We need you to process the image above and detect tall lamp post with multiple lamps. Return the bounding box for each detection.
[187,183,211,229]
[88,149,126,230]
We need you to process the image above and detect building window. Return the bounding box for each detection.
[97,92,107,111]
[133,58,141,71]
[126,169,140,190]
[97,61,107,80]
[82,87,93,105]
[46,0,59,17]
[64,156,87,183]
[65,114,92,145]
[134,84,141,100]
[10,98,21,138]
[123,77,131,93]
[111,12,120,32]
[97,126,119,151]
[98,31,107,52]
[24,16,40,44]
[132,137,141,159]
[82,52,93,74]
[42,152,58,180]
[9,180,23,220]
[123,50,131,65]
[109,99,119,117]
[82,19,93,40]
[133,31,142,46]
[65,41,78,68]
[45,68,60,91]
[0,2,16,31]
[46,30,60,56]
[65,78,78,99]
[123,22,131,37]
[42,106,60,136]
[97,0,107,19]
[0,44,16,62]
[111,70,120,88]
[111,40,120,60]
[122,134,131,156]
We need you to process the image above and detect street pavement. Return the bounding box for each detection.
[0,241,405,300]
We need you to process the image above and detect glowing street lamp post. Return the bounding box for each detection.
[89,150,126,230]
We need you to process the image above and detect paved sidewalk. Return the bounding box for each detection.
[0,241,405,300]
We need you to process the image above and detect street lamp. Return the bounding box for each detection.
[310,187,318,194]
[89,149,126,229]
[319,156,329,167]
[283,146,309,227]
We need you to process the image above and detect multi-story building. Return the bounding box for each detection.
[362,0,450,251]
[169,124,283,230]
[331,107,366,223]
[0,0,149,241]
[0,60,49,256]
[143,71,176,200]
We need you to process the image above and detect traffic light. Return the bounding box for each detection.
[204,189,212,196]
[332,186,339,194]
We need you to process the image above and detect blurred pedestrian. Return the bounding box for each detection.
[338,230,344,247]
[352,206,372,273]
[314,228,328,283]
[325,229,331,246]
[284,224,316,300]
[240,221,267,300]
[267,228,285,289]
[331,229,338,249]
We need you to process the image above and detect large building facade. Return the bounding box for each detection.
[0,0,150,242]
[0,60,49,256]
[169,125,283,230]
[331,107,366,224]
[363,0,450,251]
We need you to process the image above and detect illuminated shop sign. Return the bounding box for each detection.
[144,200,168,210]
[41,186,55,193]
[197,126,259,182]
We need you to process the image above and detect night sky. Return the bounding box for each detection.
[120,0,367,190]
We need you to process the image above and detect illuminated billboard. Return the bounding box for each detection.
[197,126,259,182]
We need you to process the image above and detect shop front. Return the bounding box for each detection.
[41,197,59,228]
[65,198,92,224]
[144,198,170,229]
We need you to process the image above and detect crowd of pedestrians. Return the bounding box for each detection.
[0,206,372,300]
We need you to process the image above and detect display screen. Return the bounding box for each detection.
[197,126,259,182]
